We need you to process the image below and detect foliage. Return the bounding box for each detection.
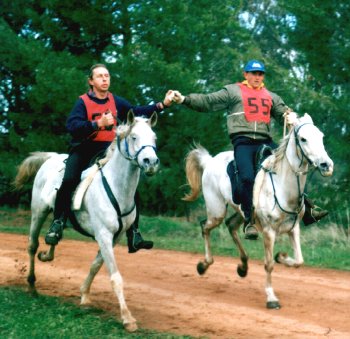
[0,1,348,221]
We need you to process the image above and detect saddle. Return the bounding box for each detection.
[227,144,273,204]
[65,153,111,239]
[72,151,110,211]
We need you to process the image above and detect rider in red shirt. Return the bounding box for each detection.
[45,64,174,252]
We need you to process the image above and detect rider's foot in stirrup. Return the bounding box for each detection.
[303,207,329,226]
[244,221,259,240]
[127,229,153,253]
[45,219,64,245]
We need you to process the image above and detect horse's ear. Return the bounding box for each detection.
[127,109,135,125]
[303,113,313,124]
[149,111,158,127]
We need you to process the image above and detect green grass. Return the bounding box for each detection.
[0,286,192,339]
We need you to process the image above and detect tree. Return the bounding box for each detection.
[1,1,346,219]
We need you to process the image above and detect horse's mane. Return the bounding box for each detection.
[271,128,293,171]
[100,123,131,163]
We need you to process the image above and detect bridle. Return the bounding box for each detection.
[293,123,316,169]
[116,133,157,168]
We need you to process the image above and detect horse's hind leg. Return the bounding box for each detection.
[27,207,51,295]
[197,217,222,275]
[80,250,104,305]
[225,212,248,277]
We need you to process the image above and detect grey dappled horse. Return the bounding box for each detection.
[14,111,159,332]
[183,113,333,309]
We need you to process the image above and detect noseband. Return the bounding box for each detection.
[117,135,157,167]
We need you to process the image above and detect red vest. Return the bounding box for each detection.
[80,93,117,142]
[238,83,272,123]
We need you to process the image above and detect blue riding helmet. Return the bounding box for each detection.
[244,60,265,73]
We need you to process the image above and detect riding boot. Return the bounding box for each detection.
[302,197,329,226]
[45,215,66,245]
[45,184,69,246]
[126,223,154,253]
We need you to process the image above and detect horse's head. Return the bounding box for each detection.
[117,110,159,176]
[293,113,334,176]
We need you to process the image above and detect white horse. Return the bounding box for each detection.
[183,113,333,309]
[14,111,159,332]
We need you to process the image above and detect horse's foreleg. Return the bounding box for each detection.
[197,217,222,275]
[226,212,248,277]
[38,245,56,262]
[80,250,104,305]
[96,235,137,332]
[263,229,281,309]
[275,224,304,267]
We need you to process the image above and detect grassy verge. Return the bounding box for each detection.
[0,208,349,270]
[0,286,192,339]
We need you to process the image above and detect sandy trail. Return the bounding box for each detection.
[1,232,349,338]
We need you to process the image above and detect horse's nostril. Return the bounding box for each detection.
[320,162,328,169]
[143,158,150,165]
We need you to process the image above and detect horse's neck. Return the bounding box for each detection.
[102,150,140,203]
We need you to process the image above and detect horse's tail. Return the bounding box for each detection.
[13,152,57,191]
[182,145,212,201]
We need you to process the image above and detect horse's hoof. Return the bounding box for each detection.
[38,251,53,262]
[274,252,287,264]
[80,295,92,305]
[27,286,38,297]
[237,265,247,278]
[197,262,207,275]
[124,322,138,333]
[266,301,281,309]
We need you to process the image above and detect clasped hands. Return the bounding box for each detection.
[163,90,185,107]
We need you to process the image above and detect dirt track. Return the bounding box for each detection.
[1,232,349,338]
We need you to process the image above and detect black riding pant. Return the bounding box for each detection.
[53,142,108,219]
[234,138,277,221]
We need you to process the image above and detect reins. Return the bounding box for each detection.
[99,166,135,240]
[262,122,316,231]
[97,124,155,239]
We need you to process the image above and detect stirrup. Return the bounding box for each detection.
[45,219,64,245]
[303,206,329,226]
[244,223,259,240]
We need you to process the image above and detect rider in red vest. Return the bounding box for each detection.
[45,64,174,252]
[172,60,328,240]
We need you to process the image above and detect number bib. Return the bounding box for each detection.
[238,83,272,123]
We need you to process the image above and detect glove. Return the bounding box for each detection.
[286,111,298,125]
[172,90,185,104]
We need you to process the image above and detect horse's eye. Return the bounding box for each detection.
[300,137,307,142]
